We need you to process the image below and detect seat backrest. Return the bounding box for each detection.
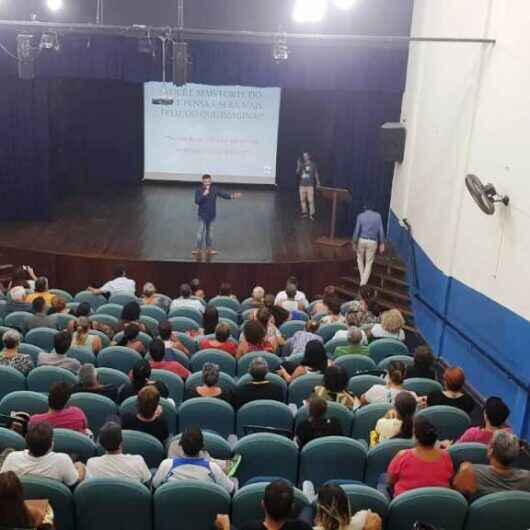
[54,313,78,331]
[154,480,231,530]
[335,354,377,378]
[219,317,240,339]
[96,346,142,374]
[368,338,409,364]
[365,438,415,487]
[108,294,138,306]
[0,426,26,451]
[178,397,234,439]
[279,320,305,339]
[237,373,287,401]
[352,402,392,442]
[464,491,530,530]
[232,482,308,528]
[299,436,366,489]
[318,323,348,343]
[88,329,110,348]
[121,429,165,469]
[173,332,197,355]
[0,365,26,400]
[403,377,443,396]
[237,351,282,376]
[74,479,152,530]
[448,443,489,470]
[168,306,203,324]
[209,296,241,313]
[4,311,33,333]
[89,314,120,329]
[22,476,75,530]
[27,366,78,393]
[184,371,236,398]
[139,315,159,336]
[0,390,49,416]
[140,304,167,323]
[113,331,152,351]
[96,367,129,388]
[387,487,468,530]
[53,428,97,462]
[120,396,178,435]
[49,289,74,303]
[216,306,239,323]
[169,316,200,333]
[295,402,354,436]
[191,349,237,376]
[68,392,118,436]
[18,343,43,366]
[25,327,59,352]
[378,354,415,371]
[74,291,107,310]
[150,369,184,404]
[168,431,233,460]
[415,405,471,441]
[341,484,389,519]
[324,337,349,354]
[67,347,96,366]
[237,400,294,438]
[233,433,299,486]
[288,373,324,407]
[347,374,385,397]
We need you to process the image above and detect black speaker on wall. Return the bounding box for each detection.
[380,122,406,163]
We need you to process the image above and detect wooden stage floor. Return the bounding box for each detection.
[0,183,354,297]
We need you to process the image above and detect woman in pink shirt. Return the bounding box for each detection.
[457,396,511,445]
[388,417,454,497]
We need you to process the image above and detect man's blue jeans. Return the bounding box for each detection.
[196,219,213,250]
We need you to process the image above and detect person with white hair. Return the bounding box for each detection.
[453,430,530,499]
[249,286,265,308]
[72,364,118,402]
[0,329,34,375]
[4,286,32,316]
[333,327,370,358]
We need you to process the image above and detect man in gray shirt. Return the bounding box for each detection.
[453,430,530,499]
[296,152,320,221]
[38,330,81,374]
[352,205,385,286]
[26,297,56,331]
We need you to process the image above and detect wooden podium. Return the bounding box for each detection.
[316,186,352,247]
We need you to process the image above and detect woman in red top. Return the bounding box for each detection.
[199,322,237,357]
[388,417,454,496]
[236,320,273,359]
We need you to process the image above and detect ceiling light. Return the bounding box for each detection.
[332,0,357,9]
[46,0,64,12]
[292,0,327,23]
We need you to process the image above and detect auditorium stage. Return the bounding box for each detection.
[0,183,354,298]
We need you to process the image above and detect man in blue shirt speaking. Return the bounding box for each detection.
[352,204,386,286]
[193,174,242,256]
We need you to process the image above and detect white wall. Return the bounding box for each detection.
[391,0,530,321]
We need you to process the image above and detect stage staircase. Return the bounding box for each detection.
[335,250,417,333]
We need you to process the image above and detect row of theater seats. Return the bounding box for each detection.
[17,475,530,530]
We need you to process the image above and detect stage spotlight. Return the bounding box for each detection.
[46,0,63,12]
[292,0,327,23]
[332,0,357,9]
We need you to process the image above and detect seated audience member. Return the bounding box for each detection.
[4,286,33,316]
[170,283,205,314]
[349,286,381,326]
[372,391,417,446]
[427,367,474,414]
[8,265,37,291]
[368,309,405,342]
[86,421,151,484]
[361,362,417,405]
[296,397,342,449]
[190,278,206,300]
[218,282,238,300]
[190,363,233,403]
[275,276,309,308]
[453,431,530,499]
[0,329,34,375]
[278,340,328,383]
[280,283,305,312]
[236,357,284,407]
[0,422,85,486]
[255,307,284,352]
[158,320,189,357]
[29,382,89,434]
[248,285,265,308]
[406,345,436,380]
[237,320,273,358]
[119,302,147,334]
[148,338,190,380]
[117,323,145,355]
[71,316,102,354]
[313,483,382,530]
[215,480,312,530]
[38,331,81,373]
[262,294,290,329]
[141,282,167,311]
[153,427,235,492]
[387,417,454,496]
[457,396,511,445]
[285,320,322,356]
[73,364,118,402]
[313,365,356,410]
[199,322,237,356]
[121,385,169,444]
[88,265,136,297]
[69,301,91,318]
[202,305,220,336]
[310,285,336,317]
[48,296,68,315]
[333,327,370,358]
[320,298,346,325]
[25,277,55,306]
[117,359,152,403]
[0,471,54,529]
[332,311,368,345]
[26,297,56,331]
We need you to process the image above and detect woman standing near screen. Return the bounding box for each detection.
[297,152,321,220]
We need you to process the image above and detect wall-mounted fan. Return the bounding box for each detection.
[465,174,509,215]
